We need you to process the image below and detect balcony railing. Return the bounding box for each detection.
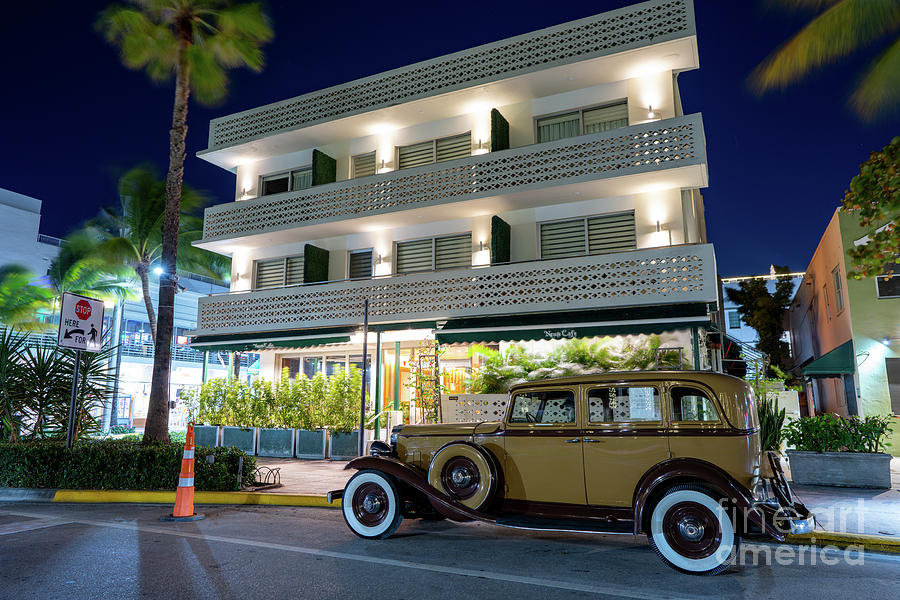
[206,0,694,150]
[193,243,717,337]
[201,114,705,242]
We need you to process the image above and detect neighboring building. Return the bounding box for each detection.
[190,0,720,418]
[786,208,899,417]
[0,187,64,276]
[720,270,803,346]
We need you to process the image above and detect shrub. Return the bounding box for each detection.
[757,395,786,452]
[0,438,255,491]
[109,425,135,435]
[783,414,892,453]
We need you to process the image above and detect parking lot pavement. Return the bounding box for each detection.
[1,502,898,600]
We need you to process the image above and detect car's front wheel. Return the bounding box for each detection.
[342,470,403,540]
[647,484,739,576]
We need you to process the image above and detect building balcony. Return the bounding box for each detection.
[200,0,697,166]
[191,243,717,338]
[196,114,706,252]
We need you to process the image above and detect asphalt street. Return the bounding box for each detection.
[0,503,898,600]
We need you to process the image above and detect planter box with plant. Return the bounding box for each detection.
[221,426,257,454]
[257,428,295,458]
[295,429,327,459]
[329,430,363,460]
[783,414,893,488]
[193,425,220,448]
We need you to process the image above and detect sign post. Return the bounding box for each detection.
[57,292,105,449]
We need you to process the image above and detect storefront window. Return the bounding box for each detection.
[350,354,371,382]
[303,356,323,378]
[326,356,346,377]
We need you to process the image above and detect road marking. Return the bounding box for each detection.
[0,508,689,599]
[0,517,68,536]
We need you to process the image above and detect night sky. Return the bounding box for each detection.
[2,0,897,277]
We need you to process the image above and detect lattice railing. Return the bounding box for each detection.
[202,114,705,241]
[207,0,694,150]
[193,244,717,336]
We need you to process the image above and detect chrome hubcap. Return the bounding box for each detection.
[678,517,705,541]
[362,493,383,514]
[451,467,473,487]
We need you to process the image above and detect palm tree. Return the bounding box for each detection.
[0,265,54,333]
[91,166,229,342]
[46,231,135,305]
[751,0,900,120]
[97,0,272,441]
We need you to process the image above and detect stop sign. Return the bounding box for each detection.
[74,300,92,320]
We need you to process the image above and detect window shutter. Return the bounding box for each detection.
[435,132,472,162]
[435,234,472,270]
[352,152,376,178]
[396,239,434,273]
[398,140,434,170]
[348,250,373,279]
[255,259,285,289]
[583,102,629,134]
[587,212,636,254]
[540,219,586,259]
[285,256,305,285]
[292,168,313,191]
[536,112,580,143]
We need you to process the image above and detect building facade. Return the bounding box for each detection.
[0,188,64,276]
[190,0,720,419]
[786,208,899,417]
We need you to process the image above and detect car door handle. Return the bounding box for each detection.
[563,438,580,443]
[583,437,603,443]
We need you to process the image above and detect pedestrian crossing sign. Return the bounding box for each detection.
[57,292,105,353]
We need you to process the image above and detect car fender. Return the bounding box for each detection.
[632,457,783,540]
[344,456,493,522]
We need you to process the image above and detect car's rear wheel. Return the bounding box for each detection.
[427,442,498,510]
[647,484,739,576]
[342,470,403,539]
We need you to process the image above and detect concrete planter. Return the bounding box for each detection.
[295,429,328,459]
[257,428,295,458]
[193,425,220,448]
[787,450,892,489]
[329,430,374,460]
[221,426,258,455]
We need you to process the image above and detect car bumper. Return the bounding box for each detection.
[788,513,815,535]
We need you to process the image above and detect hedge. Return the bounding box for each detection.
[0,439,256,491]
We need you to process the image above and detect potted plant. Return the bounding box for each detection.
[182,383,221,447]
[783,414,893,488]
[220,379,267,455]
[325,367,370,460]
[756,395,786,480]
[257,374,297,458]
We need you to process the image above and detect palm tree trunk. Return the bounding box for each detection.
[144,30,191,443]
[135,262,157,342]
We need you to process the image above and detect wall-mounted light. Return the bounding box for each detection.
[473,139,489,156]
[882,337,891,346]
[375,254,383,265]
[479,240,486,251]
[656,221,662,233]
[647,105,657,120]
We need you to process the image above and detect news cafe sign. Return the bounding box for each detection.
[544,328,578,340]
[57,292,104,353]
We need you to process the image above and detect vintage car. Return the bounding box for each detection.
[329,372,812,575]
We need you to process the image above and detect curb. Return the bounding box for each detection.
[786,531,900,554]
[1,488,341,508]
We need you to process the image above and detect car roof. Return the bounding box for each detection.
[507,371,748,393]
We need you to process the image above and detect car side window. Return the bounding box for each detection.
[588,386,661,423]
[508,390,575,424]
[670,386,719,422]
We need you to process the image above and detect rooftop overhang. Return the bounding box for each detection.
[199,0,698,169]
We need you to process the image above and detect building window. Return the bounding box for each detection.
[395,233,472,274]
[727,310,741,329]
[348,249,374,279]
[254,255,304,289]
[397,132,471,170]
[352,152,376,178]
[535,101,628,143]
[823,284,832,321]
[260,167,312,196]
[831,265,844,313]
[539,212,636,259]
[876,262,900,299]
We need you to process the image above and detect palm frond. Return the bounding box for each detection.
[851,37,900,120]
[751,0,900,91]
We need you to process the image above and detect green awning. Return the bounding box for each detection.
[799,341,855,376]
[435,306,712,345]
[191,335,351,353]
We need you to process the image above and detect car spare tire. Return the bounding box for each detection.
[428,442,499,511]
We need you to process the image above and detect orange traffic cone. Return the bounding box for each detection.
[160,422,205,522]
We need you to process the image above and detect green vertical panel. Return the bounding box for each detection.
[491,216,511,264]
[692,326,700,370]
[303,244,330,283]
[375,331,382,439]
[490,108,510,151]
[312,149,337,186]
[393,341,401,411]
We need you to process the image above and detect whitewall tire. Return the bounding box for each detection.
[342,470,403,540]
[648,485,739,576]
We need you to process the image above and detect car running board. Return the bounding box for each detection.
[494,516,633,535]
